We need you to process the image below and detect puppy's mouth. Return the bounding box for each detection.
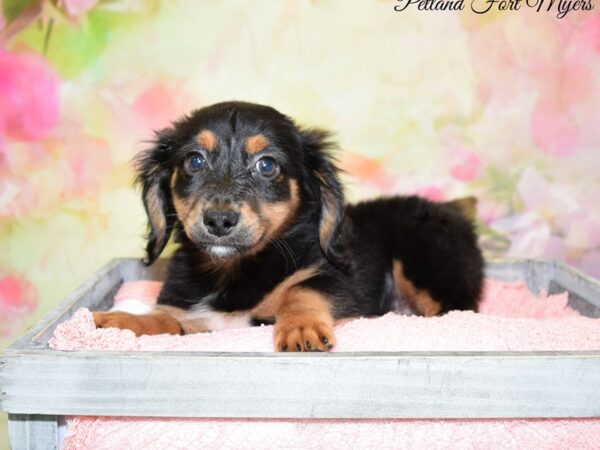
[202,234,266,259]
[206,244,243,258]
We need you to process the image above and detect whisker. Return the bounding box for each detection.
[275,238,298,270]
[263,236,288,272]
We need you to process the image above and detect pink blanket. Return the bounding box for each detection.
[50,280,600,449]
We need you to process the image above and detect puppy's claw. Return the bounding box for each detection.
[274,318,336,352]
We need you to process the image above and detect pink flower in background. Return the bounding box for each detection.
[490,168,600,276]
[529,14,599,158]
[0,272,38,338]
[583,14,600,55]
[0,132,113,219]
[63,0,100,17]
[478,198,508,225]
[0,50,60,141]
[517,168,576,216]
[63,136,113,193]
[414,185,446,202]
[530,97,580,158]
[133,83,182,131]
[491,211,552,259]
[340,154,395,191]
[449,148,481,182]
[489,169,562,258]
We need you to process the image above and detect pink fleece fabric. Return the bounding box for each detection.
[50,279,600,449]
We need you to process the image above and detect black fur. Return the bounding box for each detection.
[135,101,484,321]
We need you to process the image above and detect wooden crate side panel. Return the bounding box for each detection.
[2,352,600,419]
[485,259,555,294]
[553,262,600,317]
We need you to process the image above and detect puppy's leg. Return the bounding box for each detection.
[93,306,185,336]
[273,287,336,352]
[347,196,484,314]
[391,259,441,317]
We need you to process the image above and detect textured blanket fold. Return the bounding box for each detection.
[50,279,600,449]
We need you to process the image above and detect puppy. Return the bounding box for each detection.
[94,101,484,351]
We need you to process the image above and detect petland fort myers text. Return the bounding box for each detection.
[394,0,594,19]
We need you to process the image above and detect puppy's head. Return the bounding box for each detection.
[136,101,345,266]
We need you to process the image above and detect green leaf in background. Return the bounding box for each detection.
[2,0,37,23]
[14,7,148,78]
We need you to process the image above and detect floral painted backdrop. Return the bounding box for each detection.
[1,0,600,346]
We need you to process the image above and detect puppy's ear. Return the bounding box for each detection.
[135,129,177,265]
[300,128,349,268]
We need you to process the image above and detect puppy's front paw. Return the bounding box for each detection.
[274,315,336,352]
[93,311,182,336]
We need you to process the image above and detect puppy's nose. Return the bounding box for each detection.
[203,209,240,237]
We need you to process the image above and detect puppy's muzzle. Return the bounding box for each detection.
[203,208,240,237]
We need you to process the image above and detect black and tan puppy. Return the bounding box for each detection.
[94,101,484,351]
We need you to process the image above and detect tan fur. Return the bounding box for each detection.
[261,179,300,237]
[314,171,338,251]
[240,178,300,257]
[319,193,337,251]
[239,203,262,238]
[145,184,167,243]
[392,260,441,316]
[171,171,204,240]
[251,266,318,319]
[195,129,217,151]
[94,306,252,336]
[274,287,336,352]
[245,134,270,154]
[93,310,183,336]
[251,264,336,352]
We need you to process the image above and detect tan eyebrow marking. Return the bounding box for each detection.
[195,130,217,151]
[245,134,270,154]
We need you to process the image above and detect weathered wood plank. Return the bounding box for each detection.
[2,351,599,419]
[7,414,58,450]
[486,259,600,317]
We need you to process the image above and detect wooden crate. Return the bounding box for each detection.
[1,258,600,449]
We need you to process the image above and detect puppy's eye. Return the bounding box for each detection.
[184,154,206,174]
[255,157,280,178]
